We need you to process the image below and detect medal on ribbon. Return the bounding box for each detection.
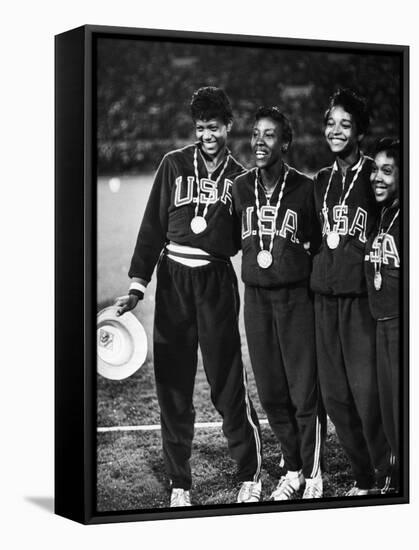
[190,146,230,234]
[373,207,400,292]
[254,166,289,269]
[322,157,365,249]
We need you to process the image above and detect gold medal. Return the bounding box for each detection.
[257,250,273,269]
[190,216,207,234]
[374,272,382,291]
[326,231,340,249]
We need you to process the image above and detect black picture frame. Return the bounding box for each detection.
[55,24,409,525]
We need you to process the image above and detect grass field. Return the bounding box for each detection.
[97,175,355,512]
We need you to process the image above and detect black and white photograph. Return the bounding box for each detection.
[94,28,408,516]
[4,0,419,547]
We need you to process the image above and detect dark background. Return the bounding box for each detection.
[97,37,401,175]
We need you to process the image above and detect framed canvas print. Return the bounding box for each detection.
[55,24,409,524]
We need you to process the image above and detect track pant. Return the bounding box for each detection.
[314,294,391,489]
[154,255,262,490]
[244,285,323,479]
[377,317,399,486]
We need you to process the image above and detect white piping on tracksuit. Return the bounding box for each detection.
[242,367,262,482]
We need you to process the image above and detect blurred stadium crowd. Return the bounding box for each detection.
[97,37,400,175]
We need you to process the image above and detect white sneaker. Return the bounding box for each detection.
[170,488,191,507]
[237,480,262,503]
[271,471,304,500]
[345,485,371,497]
[302,475,323,499]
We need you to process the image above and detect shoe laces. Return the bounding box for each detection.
[303,483,322,498]
[170,488,191,506]
[238,481,261,502]
[272,475,300,498]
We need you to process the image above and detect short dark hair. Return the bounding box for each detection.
[190,86,233,124]
[373,137,400,168]
[254,106,293,148]
[324,88,370,135]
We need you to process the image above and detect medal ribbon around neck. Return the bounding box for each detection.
[322,155,365,236]
[192,146,230,221]
[255,165,290,259]
[373,207,400,290]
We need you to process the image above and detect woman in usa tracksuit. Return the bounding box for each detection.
[365,138,401,493]
[233,107,324,500]
[311,89,391,496]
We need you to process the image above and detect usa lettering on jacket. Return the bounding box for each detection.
[321,205,368,243]
[365,234,400,268]
[242,206,298,242]
[174,176,233,213]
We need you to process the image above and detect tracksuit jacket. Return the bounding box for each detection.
[364,203,400,320]
[129,143,243,281]
[310,155,379,296]
[232,165,321,287]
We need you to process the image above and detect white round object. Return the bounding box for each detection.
[326,231,340,249]
[97,306,147,380]
[109,177,121,193]
[257,250,273,269]
[190,216,207,234]
[374,272,383,291]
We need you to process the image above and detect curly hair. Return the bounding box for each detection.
[254,106,293,149]
[190,86,233,124]
[373,137,400,168]
[324,88,370,135]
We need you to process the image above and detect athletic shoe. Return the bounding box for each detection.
[377,464,399,494]
[170,488,191,507]
[302,475,323,499]
[237,480,262,503]
[271,471,304,501]
[345,485,371,497]
[369,483,399,495]
[380,485,399,495]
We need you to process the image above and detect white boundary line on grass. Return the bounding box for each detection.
[98,419,270,433]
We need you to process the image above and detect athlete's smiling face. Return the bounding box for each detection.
[370,151,399,204]
[195,118,231,159]
[251,117,284,169]
[324,106,362,158]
